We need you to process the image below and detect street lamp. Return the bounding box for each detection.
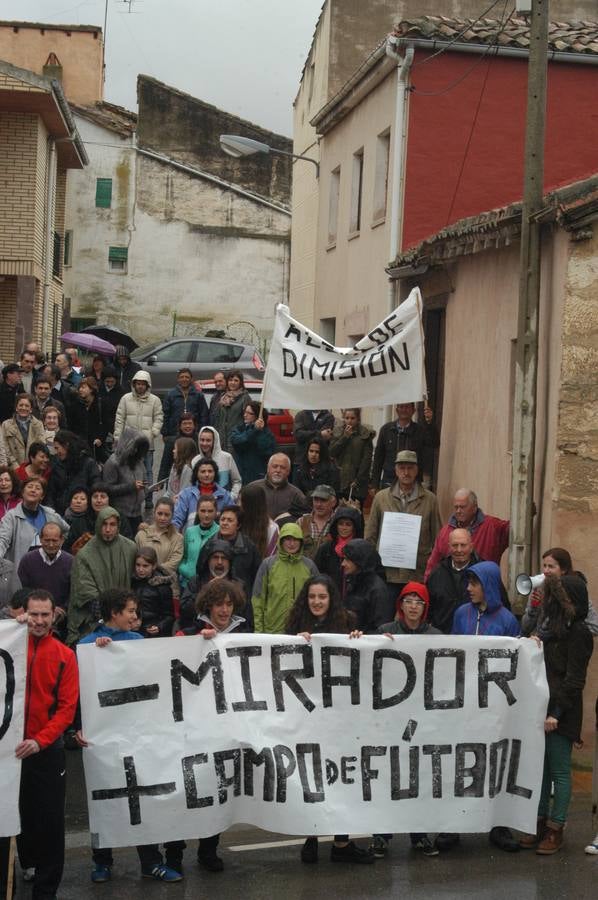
[219,134,319,177]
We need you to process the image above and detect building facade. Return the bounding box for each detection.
[0,60,86,361]
[64,76,292,348]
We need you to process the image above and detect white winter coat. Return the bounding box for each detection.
[113,372,163,449]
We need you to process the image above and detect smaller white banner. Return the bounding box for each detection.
[0,620,27,837]
[262,288,426,409]
[378,512,422,569]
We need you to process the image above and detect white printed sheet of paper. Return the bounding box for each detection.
[0,620,27,837]
[78,634,549,848]
[378,512,422,569]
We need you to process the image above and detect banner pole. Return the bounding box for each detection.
[6,836,15,900]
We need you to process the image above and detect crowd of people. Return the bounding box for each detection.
[0,343,595,896]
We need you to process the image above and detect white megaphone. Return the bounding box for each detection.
[516,572,545,596]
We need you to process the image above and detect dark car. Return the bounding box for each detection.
[196,378,295,459]
[131,337,265,399]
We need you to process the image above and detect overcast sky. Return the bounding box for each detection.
[2,0,324,135]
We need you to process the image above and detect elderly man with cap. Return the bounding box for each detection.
[365,449,441,609]
[296,484,338,559]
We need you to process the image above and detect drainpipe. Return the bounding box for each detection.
[42,139,57,353]
[384,38,414,422]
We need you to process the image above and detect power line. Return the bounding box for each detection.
[411,0,508,69]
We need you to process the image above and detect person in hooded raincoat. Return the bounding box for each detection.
[67,506,137,646]
[313,505,363,594]
[451,560,520,637]
[340,538,390,631]
[191,425,241,497]
[103,427,149,533]
[251,522,318,634]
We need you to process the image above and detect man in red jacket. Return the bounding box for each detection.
[425,488,509,580]
[15,589,78,899]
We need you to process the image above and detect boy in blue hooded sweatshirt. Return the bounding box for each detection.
[439,561,520,855]
[452,561,520,638]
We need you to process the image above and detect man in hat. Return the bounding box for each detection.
[365,449,441,608]
[296,484,338,559]
[113,345,141,392]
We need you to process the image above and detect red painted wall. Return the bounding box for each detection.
[402,50,598,250]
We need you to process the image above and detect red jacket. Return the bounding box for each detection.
[24,632,78,749]
[424,513,509,581]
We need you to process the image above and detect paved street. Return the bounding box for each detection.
[12,751,597,900]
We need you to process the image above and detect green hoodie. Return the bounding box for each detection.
[251,522,318,634]
[67,506,137,646]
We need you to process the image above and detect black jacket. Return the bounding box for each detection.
[217,531,262,601]
[313,506,364,593]
[342,539,391,632]
[46,452,101,516]
[0,382,24,423]
[99,383,124,435]
[542,574,594,743]
[426,552,481,634]
[371,418,439,486]
[293,460,340,497]
[67,396,110,457]
[293,410,335,458]
[180,539,248,629]
[132,568,175,637]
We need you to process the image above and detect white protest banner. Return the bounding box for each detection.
[378,512,422,569]
[0,620,27,837]
[261,287,426,409]
[79,634,548,848]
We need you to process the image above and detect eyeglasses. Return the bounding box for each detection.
[402,598,425,606]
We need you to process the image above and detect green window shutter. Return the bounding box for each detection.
[96,178,112,208]
[108,246,128,262]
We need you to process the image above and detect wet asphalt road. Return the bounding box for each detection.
[11,750,597,900]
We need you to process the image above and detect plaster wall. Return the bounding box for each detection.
[315,70,395,337]
[64,115,135,321]
[66,137,290,346]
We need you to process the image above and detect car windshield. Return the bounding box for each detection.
[131,341,162,359]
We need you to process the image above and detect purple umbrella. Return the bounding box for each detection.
[59,332,116,355]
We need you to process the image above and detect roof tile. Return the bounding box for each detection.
[394,16,598,55]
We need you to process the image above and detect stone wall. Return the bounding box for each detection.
[137,76,292,208]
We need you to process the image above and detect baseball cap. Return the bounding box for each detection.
[311,484,336,499]
[395,450,418,465]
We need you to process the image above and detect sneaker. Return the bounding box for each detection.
[301,837,318,863]
[141,864,183,882]
[22,868,35,882]
[585,834,598,855]
[196,852,224,873]
[330,841,375,864]
[91,864,111,883]
[411,837,439,857]
[369,836,389,858]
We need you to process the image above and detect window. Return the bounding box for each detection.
[319,317,336,345]
[372,130,390,223]
[349,149,364,235]
[63,230,73,266]
[327,166,340,246]
[95,178,112,208]
[52,232,61,278]
[154,342,194,363]
[194,341,242,364]
[108,246,128,273]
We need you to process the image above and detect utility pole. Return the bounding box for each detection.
[508,0,549,609]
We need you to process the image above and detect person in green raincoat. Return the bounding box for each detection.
[67,506,137,646]
[251,522,318,634]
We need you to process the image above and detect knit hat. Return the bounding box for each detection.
[114,345,129,358]
[396,581,430,621]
